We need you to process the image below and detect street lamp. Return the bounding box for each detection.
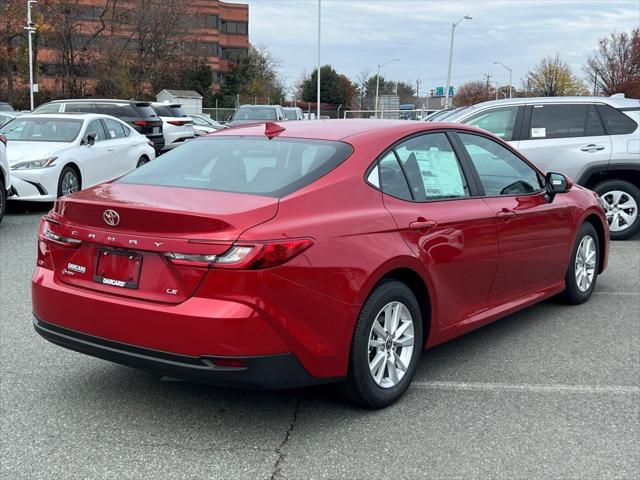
[444,15,472,109]
[316,0,321,119]
[493,61,512,99]
[25,0,37,111]
[375,58,399,118]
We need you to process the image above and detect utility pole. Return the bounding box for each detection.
[375,58,399,118]
[484,73,492,101]
[416,78,421,99]
[444,15,472,109]
[25,0,38,111]
[316,0,321,119]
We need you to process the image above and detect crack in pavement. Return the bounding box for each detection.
[270,396,300,480]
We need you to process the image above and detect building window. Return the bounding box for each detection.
[203,42,220,56]
[206,14,218,28]
[222,47,248,60]
[221,21,248,35]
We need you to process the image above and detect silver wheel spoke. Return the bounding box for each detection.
[368,300,415,389]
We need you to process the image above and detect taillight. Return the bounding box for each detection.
[167,120,187,126]
[163,238,314,270]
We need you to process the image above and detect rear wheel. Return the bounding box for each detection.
[559,222,600,305]
[593,180,640,240]
[342,280,423,408]
[136,156,150,168]
[0,179,6,224]
[57,166,81,197]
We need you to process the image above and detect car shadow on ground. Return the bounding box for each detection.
[6,201,53,215]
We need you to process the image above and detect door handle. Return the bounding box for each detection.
[580,144,605,152]
[409,219,437,231]
[497,209,516,221]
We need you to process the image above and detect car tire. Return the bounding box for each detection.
[136,156,150,168]
[57,166,81,198]
[559,222,600,305]
[342,280,423,409]
[0,180,6,224]
[593,180,640,240]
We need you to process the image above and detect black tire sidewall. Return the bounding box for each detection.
[0,180,5,223]
[347,280,423,408]
[136,156,149,168]
[57,166,80,198]
[563,222,600,304]
[594,180,640,240]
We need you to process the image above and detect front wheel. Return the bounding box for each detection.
[342,280,423,409]
[593,180,640,240]
[559,222,600,305]
[57,166,81,198]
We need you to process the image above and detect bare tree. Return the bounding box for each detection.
[355,68,370,109]
[585,29,639,96]
[1,0,28,105]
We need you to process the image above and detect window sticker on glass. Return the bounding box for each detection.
[414,150,467,199]
[531,127,546,138]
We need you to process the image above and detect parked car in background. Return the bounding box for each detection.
[190,114,226,136]
[445,94,640,239]
[0,111,20,127]
[0,113,154,202]
[150,102,195,151]
[283,107,304,121]
[423,107,467,122]
[0,102,15,112]
[0,133,9,223]
[227,105,288,126]
[33,99,165,154]
[32,119,608,408]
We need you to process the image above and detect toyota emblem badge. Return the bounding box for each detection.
[103,209,120,227]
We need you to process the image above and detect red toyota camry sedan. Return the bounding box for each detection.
[32,120,609,408]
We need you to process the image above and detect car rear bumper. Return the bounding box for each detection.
[33,316,332,389]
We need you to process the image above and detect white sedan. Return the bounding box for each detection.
[0,113,155,202]
[0,133,10,222]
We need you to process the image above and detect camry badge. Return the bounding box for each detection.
[103,209,120,227]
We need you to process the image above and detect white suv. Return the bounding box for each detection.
[446,94,640,239]
[0,133,10,223]
[150,103,195,151]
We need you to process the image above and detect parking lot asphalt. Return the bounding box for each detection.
[1,204,638,480]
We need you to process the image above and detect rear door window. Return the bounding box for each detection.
[103,119,127,139]
[64,102,94,113]
[464,106,520,141]
[394,133,469,201]
[597,104,638,135]
[528,104,604,139]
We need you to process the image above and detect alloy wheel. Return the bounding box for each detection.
[368,301,415,388]
[601,190,638,233]
[575,235,596,293]
[61,170,80,196]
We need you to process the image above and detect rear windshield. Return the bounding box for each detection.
[134,105,159,119]
[233,107,277,121]
[153,105,187,117]
[0,118,83,142]
[118,136,353,197]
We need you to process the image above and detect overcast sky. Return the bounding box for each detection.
[231,0,639,94]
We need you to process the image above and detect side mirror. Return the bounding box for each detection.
[545,172,572,202]
[227,115,233,122]
[84,133,96,146]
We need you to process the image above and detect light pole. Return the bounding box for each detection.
[375,58,399,118]
[444,15,471,109]
[493,61,512,98]
[25,0,37,111]
[316,0,321,119]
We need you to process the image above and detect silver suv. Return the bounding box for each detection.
[445,95,640,239]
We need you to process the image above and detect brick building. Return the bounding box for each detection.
[34,0,249,94]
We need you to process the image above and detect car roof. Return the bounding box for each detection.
[15,113,119,121]
[47,98,150,105]
[450,95,640,118]
[238,104,279,109]
[212,118,483,141]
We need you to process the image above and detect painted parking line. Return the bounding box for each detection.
[412,380,640,395]
[593,291,640,296]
